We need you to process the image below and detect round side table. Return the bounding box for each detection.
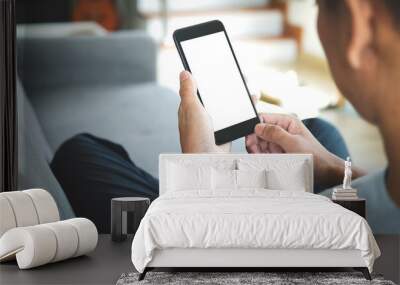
[111,197,150,242]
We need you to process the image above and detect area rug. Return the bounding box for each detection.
[116,272,395,285]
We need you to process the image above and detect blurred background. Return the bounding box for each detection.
[16,0,386,180]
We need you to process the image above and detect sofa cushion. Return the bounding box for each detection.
[28,83,183,177]
[17,32,156,92]
[17,79,75,219]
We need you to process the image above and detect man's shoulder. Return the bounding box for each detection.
[352,168,387,191]
[350,168,391,205]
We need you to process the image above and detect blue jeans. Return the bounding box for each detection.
[51,118,349,233]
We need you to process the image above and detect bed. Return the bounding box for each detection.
[131,154,380,280]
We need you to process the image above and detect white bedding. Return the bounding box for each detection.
[131,190,380,273]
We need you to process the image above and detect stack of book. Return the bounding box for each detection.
[332,188,358,200]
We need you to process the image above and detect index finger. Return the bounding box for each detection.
[258,113,297,133]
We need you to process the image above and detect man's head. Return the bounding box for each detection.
[317,0,400,124]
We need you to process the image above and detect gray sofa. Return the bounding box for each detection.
[17,31,182,219]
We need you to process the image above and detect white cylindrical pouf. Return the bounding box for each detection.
[23,189,60,224]
[0,218,98,269]
[65,218,98,257]
[0,192,39,227]
[0,226,57,269]
[0,196,17,237]
[43,221,79,262]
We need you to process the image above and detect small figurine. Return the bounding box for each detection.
[342,157,352,190]
[332,157,358,200]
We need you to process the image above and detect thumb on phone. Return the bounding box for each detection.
[179,71,199,105]
[254,123,292,151]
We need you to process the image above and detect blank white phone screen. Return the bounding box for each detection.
[181,31,256,132]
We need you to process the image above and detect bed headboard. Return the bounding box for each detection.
[159,154,313,195]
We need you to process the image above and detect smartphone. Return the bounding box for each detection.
[173,20,259,145]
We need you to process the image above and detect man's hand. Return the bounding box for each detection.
[246,113,366,189]
[178,71,231,153]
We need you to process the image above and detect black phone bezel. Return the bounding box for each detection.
[173,20,260,145]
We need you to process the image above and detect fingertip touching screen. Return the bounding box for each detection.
[181,31,256,132]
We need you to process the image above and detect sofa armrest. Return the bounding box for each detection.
[17,31,156,91]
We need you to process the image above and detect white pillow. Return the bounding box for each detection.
[212,168,237,190]
[167,162,212,191]
[209,159,237,170]
[236,169,268,189]
[267,167,307,191]
[238,159,308,191]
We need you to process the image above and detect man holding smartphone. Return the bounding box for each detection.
[178,0,400,234]
[52,0,399,235]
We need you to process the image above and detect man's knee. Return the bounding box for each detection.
[303,118,337,135]
[54,133,97,155]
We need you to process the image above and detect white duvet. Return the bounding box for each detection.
[131,190,380,273]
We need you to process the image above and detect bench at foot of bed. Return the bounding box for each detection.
[137,267,372,281]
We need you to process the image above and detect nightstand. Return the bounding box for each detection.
[332,198,366,218]
[111,197,150,242]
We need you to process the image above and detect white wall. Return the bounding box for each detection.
[287,0,325,58]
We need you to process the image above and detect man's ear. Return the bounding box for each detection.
[345,0,374,69]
